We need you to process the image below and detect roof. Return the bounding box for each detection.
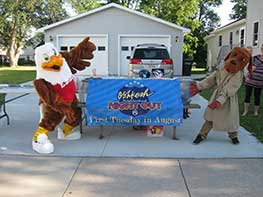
[39,3,190,33]
[205,18,246,40]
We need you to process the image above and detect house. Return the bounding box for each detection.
[246,0,263,55]
[39,3,190,76]
[0,49,6,65]
[206,0,263,70]
[0,47,34,65]
[205,19,246,70]
[20,47,35,62]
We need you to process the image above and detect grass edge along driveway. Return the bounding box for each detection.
[0,66,36,107]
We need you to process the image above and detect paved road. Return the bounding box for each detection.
[0,155,262,197]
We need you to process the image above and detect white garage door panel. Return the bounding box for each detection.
[58,36,108,76]
[120,36,171,76]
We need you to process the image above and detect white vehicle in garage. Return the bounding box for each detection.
[127,44,174,78]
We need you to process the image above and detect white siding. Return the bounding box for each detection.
[206,20,246,70]
[246,0,263,55]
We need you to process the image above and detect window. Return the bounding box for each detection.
[98,46,106,51]
[229,32,233,49]
[133,48,170,59]
[219,35,222,47]
[253,21,259,46]
[121,46,129,51]
[240,29,245,47]
[60,46,68,51]
[70,46,75,50]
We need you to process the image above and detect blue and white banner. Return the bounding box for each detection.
[86,78,183,126]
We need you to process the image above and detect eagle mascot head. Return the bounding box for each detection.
[35,43,73,86]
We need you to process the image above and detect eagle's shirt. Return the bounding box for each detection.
[53,79,76,103]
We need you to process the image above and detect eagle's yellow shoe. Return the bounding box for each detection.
[57,123,81,140]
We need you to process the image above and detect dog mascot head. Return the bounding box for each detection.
[224,47,252,74]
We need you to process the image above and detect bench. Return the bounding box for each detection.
[0,80,201,140]
[77,77,201,140]
[77,102,201,140]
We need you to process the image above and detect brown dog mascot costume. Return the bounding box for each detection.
[190,47,252,145]
[33,37,96,154]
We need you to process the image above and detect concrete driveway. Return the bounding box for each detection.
[1,82,263,197]
[1,92,263,158]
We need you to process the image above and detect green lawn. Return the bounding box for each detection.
[0,66,36,106]
[199,82,263,142]
[191,67,208,75]
[0,66,36,83]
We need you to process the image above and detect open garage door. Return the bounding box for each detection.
[119,35,171,76]
[58,35,108,76]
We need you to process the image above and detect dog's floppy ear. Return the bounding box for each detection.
[224,51,231,61]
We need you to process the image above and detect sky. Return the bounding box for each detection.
[214,0,235,26]
[65,0,235,27]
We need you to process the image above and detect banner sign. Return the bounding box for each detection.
[86,78,183,126]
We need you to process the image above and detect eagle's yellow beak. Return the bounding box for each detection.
[41,54,63,72]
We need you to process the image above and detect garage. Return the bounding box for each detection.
[57,35,108,76]
[41,3,190,76]
[118,35,171,76]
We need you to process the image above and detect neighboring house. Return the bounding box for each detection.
[206,0,263,70]
[39,3,190,76]
[0,49,6,65]
[246,0,263,55]
[0,47,34,65]
[20,47,35,62]
[205,19,246,71]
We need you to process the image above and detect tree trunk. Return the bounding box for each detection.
[7,47,19,67]
[7,30,25,67]
[8,47,23,67]
[7,19,18,67]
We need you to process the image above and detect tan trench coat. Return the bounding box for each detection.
[197,68,243,132]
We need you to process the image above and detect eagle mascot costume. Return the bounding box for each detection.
[33,37,96,154]
[190,47,252,145]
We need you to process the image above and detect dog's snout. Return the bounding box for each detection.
[230,60,237,65]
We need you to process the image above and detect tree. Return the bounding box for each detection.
[68,0,141,13]
[138,0,222,66]
[139,0,200,57]
[103,0,140,8]
[230,0,247,20]
[193,0,222,67]
[67,0,101,13]
[197,0,222,32]
[26,32,45,48]
[0,0,68,67]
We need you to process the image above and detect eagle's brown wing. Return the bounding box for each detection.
[60,37,96,74]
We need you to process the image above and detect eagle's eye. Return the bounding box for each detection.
[52,48,57,56]
[43,54,49,61]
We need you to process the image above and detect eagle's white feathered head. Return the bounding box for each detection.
[35,43,73,86]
